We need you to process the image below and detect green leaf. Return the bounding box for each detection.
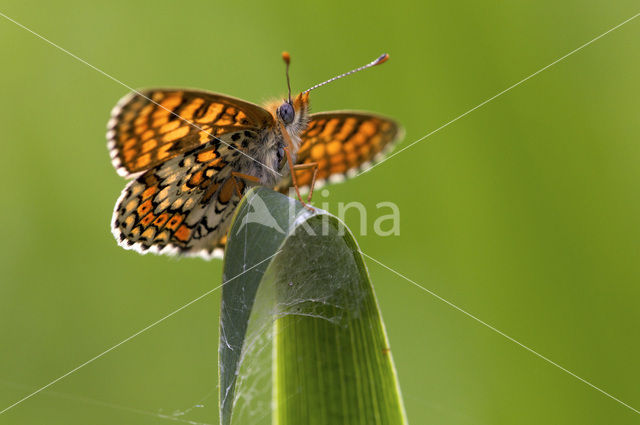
[219,187,407,425]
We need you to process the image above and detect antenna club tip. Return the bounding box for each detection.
[375,53,390,65]
[282,51,291,64]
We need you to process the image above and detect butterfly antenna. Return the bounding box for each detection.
[303,53,389,94]
[282,51,293,103]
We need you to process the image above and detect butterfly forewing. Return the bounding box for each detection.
[107,89,274,177]
[279,111,402,191]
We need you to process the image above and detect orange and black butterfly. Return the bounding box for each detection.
[107,53,403,259]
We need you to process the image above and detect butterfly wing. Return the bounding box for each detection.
[111,134,257,259]
[277,111,403,192]
[107,89,274,177]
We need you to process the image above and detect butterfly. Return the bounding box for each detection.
[107,53,403,259]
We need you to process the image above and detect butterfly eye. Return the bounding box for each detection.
[277,102,295,125]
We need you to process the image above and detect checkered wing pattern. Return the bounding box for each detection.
[111,139,252,259]
[107,89,273,177]
[278,111,402,192]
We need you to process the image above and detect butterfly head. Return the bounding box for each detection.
[276,92,309,126]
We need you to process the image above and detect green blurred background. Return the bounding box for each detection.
[1,1,639,424]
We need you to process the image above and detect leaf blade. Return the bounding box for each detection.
[220,187,407,425]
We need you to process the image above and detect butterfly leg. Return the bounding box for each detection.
[231,172,260,198]
[283,146,314,210]
[291,162,319,203]
[278,121,316,210]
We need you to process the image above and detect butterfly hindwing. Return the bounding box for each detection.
[107,89,274,177]
[278,111,402,192]
[111,135,252,259]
